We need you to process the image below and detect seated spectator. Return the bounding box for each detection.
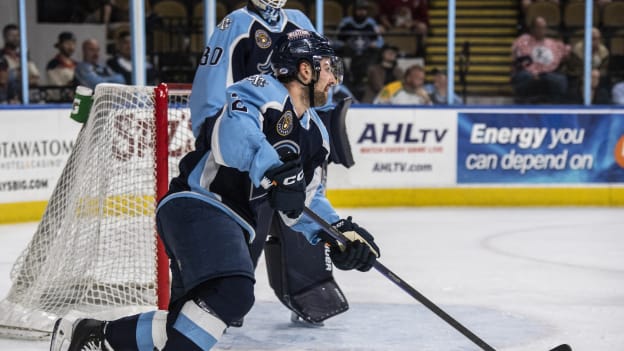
[424,67,463,105]
[1,24,40,87]
[511,16,570,103]
[75,38,125,89]
[107,30,158,85]
[612,80,624,105]
[379,0,429,35]
[566,68,611,104]
[46,31,78,87]
[564,27,609,100]
[362,44,403,103]
[373,64,432,105]
[0,57,18,104]
[335,0,383,101]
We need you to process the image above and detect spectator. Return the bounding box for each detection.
[373,64,432,105]
[511,16,570,103]
[75,38,125,89]
[361,44,403,103]
[0,57,18,104]
[379,0,429,33]
[106,30,158,85]
[425,67,463,105]
[1,24,40,87]
[568,68,611,104]
[46,32,78,87]
[564,27,609,100]
[612,80,624,105]
[335,0,383,100]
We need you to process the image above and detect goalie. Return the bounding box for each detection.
[50,30,379,351]
[188,0,355,326]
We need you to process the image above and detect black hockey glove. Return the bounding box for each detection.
[325,217,380,272]
[264,157,306,219]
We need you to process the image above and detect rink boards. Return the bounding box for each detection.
[1,105,623,223]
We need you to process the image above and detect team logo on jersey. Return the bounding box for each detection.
[217,17,232,30]
[276,111,294,136]
[255,30,272,49]
[257,51,273,74]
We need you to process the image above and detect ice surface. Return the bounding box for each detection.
[0,208,622,350]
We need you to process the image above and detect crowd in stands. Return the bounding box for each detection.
[513,0,624,104]
[0,23,159,104]
[2,0,624,105]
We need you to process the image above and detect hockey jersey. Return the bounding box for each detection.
[162,74,340,243]
[189,7,316,137]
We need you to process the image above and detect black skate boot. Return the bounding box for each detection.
[50,318,109,351]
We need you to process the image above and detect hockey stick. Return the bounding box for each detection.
[303,207,571,351]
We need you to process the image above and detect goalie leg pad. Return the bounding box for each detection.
[265,213,349,323]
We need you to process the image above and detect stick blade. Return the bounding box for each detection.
[549,344,572,351]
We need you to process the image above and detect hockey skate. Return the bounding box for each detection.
[50,318,109,351]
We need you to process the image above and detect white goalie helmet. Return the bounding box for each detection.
[251,0,287,10]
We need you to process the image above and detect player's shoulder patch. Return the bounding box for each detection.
[246,75,270,88]
[217,9,253,32]
[217,16,233,30]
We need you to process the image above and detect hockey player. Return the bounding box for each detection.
[190,0,354,326]
[49,29,380,351]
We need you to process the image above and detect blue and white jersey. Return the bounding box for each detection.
[189,7,316,137]
[163,74,340,244]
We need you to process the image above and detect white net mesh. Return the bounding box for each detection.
[0,83,193,339]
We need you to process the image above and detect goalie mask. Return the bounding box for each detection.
[271,30,344,87]
[250,0,287,9]
[250,0,287,24]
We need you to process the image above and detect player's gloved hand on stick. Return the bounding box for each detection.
[326,217,380,272]
[264,156,306,219]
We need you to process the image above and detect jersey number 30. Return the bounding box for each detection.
[199,46,224,66]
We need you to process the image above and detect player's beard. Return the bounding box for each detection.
[313,90,328,107]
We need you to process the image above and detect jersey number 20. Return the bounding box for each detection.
[199,46,224,66]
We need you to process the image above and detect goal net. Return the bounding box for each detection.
[0,83,194,339]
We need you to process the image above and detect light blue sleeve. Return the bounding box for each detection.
[283,10,317,32]
[189,11,253,137]
[212,77,283,187]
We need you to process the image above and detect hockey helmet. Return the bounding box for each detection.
[250,0,287,10]
[271,29,343,85]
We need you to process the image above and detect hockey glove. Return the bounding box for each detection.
[264,157,306,219]
[326,217,380,272]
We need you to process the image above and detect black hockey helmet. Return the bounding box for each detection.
[271,29,343,85]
